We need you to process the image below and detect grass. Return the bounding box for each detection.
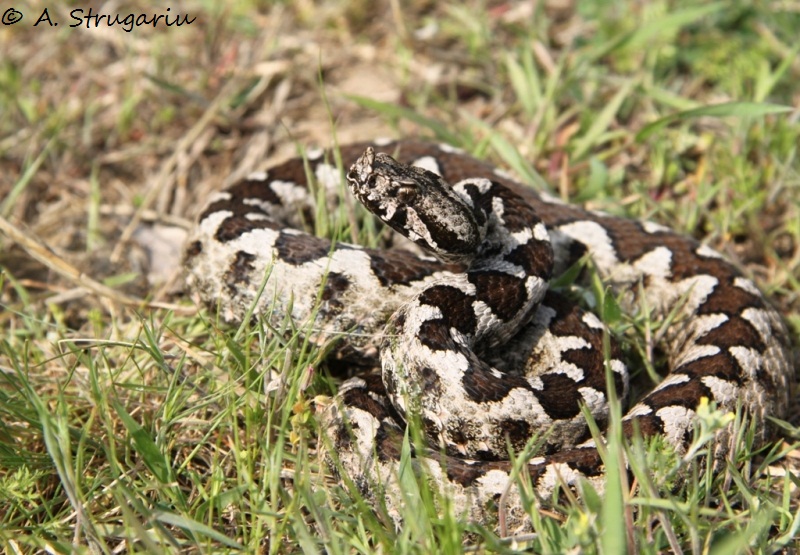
[0,0,799,553]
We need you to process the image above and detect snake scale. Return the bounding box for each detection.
[185,139,794,533]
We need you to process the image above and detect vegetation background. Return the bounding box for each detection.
[0,1,798,553]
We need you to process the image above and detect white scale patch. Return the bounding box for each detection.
[247,170,269,181]
[437,142,465,154]
[733,277,761,296]
[508,228,533,249]
[695,244,724,259]
[581,312,604,330]
[270,180,312,205]
[411,156,441,175]
[673,344,721,368]
[609,359,627,377]
[198,209,232,237]
[476,259,526,279]
[556,220,619,273]
[623,403,653,420]
[455,178,494,194]
[641,221,670,234]
[339,376,367,393]
[416,343,469,390]
[675,274,719,312]
[206,191,232,204]
[740,307,774,344]
[305,146,324,160]
[477,469,514,496]
[536,463,583,497]
[473,300,506,335]
[553,334,592,357]
[653,372,690,391]
[701,375,739,405]
[492,196,506,222]
[532,222,549,242]
[315,163,341,190]
[689,313,729,337]
[728,345,762,378]
[405,209,440,249]
[655,405,694,445]
[493,167,514,180]
[345,407,380,452]
[579,387,607,412]
[555,361,585,382]
[242,197,273,212]
[634,246,673,280]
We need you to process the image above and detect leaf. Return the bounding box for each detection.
[624,3,726,50]
[572,80,635,160]
[582,3,726,63]
[155,511,244,550]
[345,95,461,146]
[636,102,793,141]
[111,399,172,485]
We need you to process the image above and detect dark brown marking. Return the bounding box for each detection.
[469,271,527,321]
[505,242,554,280]
[536,373,583,419]
[215,216,281,242]
[675,352,746,385]
[199,179,280,223]
[696,315,765,351]
[418,284,477,336]
[642,377,713,411]
[273,232,334,265]
[341,379,392,422]
[186,240,202,257]
[417,319,454,351]
[320,271,350,314]
[224,250,256,292]
[419,365,442,394]
[622,414,664,438]
[366,249,451,287]
[542,291,623,395]
[697,278,764,315]
[321,272,350,299]
[461,359,531,402]
[497,418,532,452]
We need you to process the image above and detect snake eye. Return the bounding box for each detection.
[395,179,418,203]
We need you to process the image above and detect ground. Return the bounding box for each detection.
[0,1,799,553]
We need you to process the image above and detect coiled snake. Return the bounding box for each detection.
[185,140,793,532]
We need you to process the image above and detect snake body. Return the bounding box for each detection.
[185,140,793,532]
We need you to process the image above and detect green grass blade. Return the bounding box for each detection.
[110,399,174,486]
[155,511,244,550]
[345,95,462,146]
[636,102,793,141]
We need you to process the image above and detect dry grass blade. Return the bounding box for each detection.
[109,79,239,263]
[0,216,187,312]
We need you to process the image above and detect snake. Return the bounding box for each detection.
[184,139,794,533]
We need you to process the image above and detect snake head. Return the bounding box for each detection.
[347,147,486,262]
